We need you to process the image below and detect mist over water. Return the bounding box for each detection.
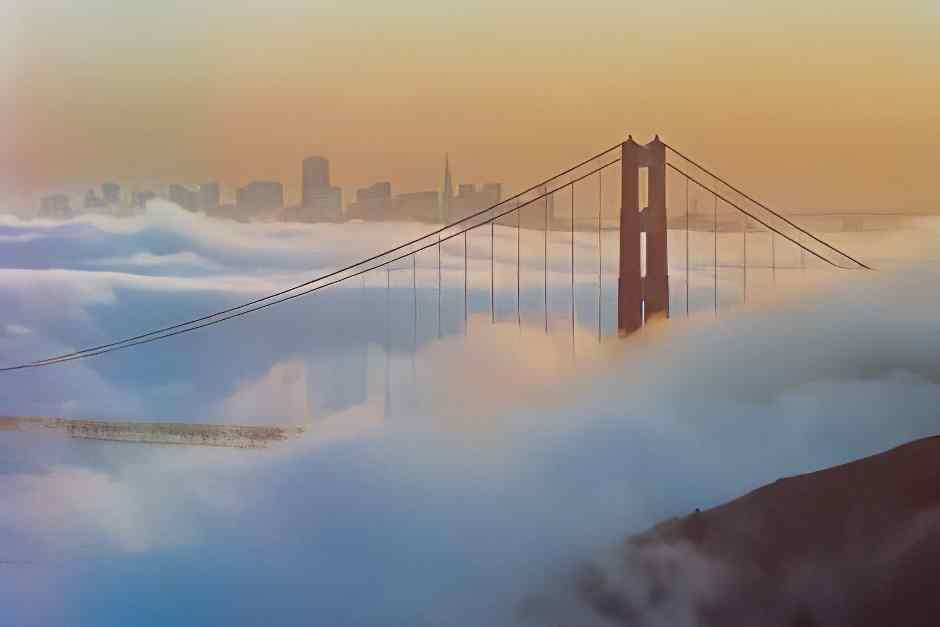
[1,204,938,626]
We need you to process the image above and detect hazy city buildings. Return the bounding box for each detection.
[38,194,71,219]
[442,154,453,222]
[199,182,220,210]
[84,189,105,210]
[346,182,393,220]
[449,182,502,219]
[438,154,501,223]
[32,153,501,225]
[133,191,157,209]
[168,182,222,213]
[236,181,284,220]
[395,191,439,222]
[102,182,121,205]
[169,184,200,211]
[301,156,342,221]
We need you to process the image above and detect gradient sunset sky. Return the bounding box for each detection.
[3,0,938,211]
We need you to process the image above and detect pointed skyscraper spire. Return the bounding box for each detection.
[442,153,453,223]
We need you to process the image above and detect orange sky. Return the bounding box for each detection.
[3,1,939,211]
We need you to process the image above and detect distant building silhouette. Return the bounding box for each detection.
[482,182,502,203]
[450,182,501,219]
[437,153,501,222]
[132,191,156,209]
[442,154,453,222]
[169,184,200,211]
[301,156,342,221]
[302,156,330,195]
[199,182,220,210]
[101,182,120,205]
[38,194,71,219]
[84,189,105,210]
[347,182,393,220]
[395,191,439,222]
[236,181,284,220]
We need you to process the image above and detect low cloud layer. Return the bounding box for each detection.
[1,204,939,626]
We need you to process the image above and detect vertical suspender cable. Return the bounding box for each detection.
[743,217,748,304]
[771,231,776,285]
[464,230,468,334]
[714,195,718,316]
[516,206,521,329]
[385,264,391,419]
[437,233,442,339]
[491,221,495,324]
[544,192,549,335]
[597,170,603,343]
[570,183,575,357]
[685,175,690,317]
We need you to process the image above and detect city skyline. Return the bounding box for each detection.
[36,151,504,223]
[3,2,939,214]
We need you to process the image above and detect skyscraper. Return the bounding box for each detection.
[441,154,453,223]
[301,156,330,204]
[301,156,342,220]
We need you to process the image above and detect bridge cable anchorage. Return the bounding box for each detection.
[0,158,620,371]
[666,164,860,271]
[664,143,871,270]
[16,144,623,370]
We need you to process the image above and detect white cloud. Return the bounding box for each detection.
[0,204,938,626]
[3,323,30,336]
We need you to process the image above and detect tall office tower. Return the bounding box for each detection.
[441,153,453,223]
[302,156,330,201]
[301,156,342,220]
[101,182,120,205]
[199,182,221,209]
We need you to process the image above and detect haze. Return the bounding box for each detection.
[3,0,939,211]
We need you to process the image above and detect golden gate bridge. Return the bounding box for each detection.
[0,135,868,375]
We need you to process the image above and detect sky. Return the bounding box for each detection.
[0,204,940,625]
[3,0,940,211]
